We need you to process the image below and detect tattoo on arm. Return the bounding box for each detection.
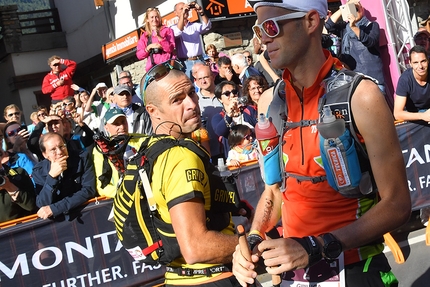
[262,198,274,224]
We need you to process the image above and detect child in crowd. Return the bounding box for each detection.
[226,124,258,167]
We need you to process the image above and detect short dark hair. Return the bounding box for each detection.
[217,56,231,67]
[228,124,252,148]
[410,45,428,59]
[214,81,238,99]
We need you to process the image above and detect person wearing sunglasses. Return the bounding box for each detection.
[142,62,242,286]
[32,132,96,220]
[226,124,258,167]
[242,75,269,108]
[106,84,152,135]
[212,81,258,159]
[118,71,144,106]
[42,55,77,104]
[171,2,212,80]
[3,121,38,177]
[28,110,95,162]
[3,104,22,124]
[232,1,410,287]
[136,7,176,72]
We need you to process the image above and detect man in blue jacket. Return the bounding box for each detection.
[33,132,95,219]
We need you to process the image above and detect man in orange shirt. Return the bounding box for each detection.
[232,1,411,286]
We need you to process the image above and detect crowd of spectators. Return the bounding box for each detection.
[1,1,429,229]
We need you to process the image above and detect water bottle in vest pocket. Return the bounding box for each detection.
[319,129,363,197]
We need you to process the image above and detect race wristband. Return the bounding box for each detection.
[290,236,322,268]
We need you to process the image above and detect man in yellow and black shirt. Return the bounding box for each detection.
[143,64,240,286]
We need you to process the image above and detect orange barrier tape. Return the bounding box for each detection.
[227,159,259,170]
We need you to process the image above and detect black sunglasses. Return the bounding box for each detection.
[53,63,60,67]
[221,89,238,98]
[244,133,252,141]
[7,112,20,118]
[142,59,185,92]
[7,127,22,137]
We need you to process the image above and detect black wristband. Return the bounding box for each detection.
[290,236,322,268]
[199,12,205,16]
[247,233,264,251]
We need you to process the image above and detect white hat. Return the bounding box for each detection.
[248,0,328,19]
[95,82,108,89]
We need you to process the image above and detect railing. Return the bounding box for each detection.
[17,8,62,35]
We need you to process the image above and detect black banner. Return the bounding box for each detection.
[396,121,430,210]
[0,200,165,287]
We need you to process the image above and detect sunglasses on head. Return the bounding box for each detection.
[7,127,22,137]
[142,60,185,92]
[221,89,238,98]
[252,12,307,40]
[7,112,20,118]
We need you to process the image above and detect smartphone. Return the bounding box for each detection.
[340,2,357,20]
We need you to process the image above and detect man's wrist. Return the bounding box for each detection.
[290,236,322,268]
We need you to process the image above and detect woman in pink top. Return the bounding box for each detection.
[136,7,176,71]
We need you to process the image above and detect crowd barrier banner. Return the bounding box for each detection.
[396,121,430,210]
[0,199,165,287]
[1,121,428,287]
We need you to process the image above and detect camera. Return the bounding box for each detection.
[149,48,161,54]
[238,96,249,106]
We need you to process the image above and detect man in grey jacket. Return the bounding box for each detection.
[109,85,152,135]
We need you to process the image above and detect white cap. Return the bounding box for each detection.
[249,0,328,19]
[95,82,108,89]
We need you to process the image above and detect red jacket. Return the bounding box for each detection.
[42,59,76,101]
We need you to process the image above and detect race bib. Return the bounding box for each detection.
[280,253,345,287]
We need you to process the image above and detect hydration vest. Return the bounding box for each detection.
[112,135,241,265]
[266,69,376,198]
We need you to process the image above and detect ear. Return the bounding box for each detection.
[146,104,160,119]
[305,10,322,34]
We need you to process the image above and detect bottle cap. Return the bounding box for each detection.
[257,113,270,129]
[322,106,336,123]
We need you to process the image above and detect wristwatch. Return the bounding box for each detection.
[319,233,342,261]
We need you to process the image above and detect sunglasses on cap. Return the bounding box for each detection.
[221,89,238,98]
[6,127,22,137]
[142,59,185,92]
[252,12,307,40]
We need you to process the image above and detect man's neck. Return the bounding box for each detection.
[286,48,327,92]
[200,88,215,98]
